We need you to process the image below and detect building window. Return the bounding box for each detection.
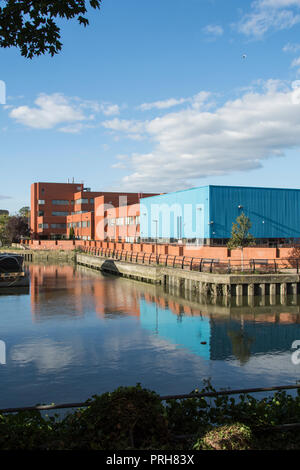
[75,198,88,205]
[125,216,136,225]
[116,218,124,226]
[51,223,66,229]
[38,211,44,217]
[52,200,69,205]
[38,223,49,229]
[52,211,69,217]
[38,200,45,205]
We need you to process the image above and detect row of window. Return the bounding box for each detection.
[38,200,71,206]
[38,223,66,229]
[67,221,91,228]
[38,210,90,217]
[108,216,140,226]
[71,211,89,215]
[38,198,94,206]
[75,198,94,205]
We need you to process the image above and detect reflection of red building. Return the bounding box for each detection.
[90,277,141,318]
[29,263,300,326]
[29,264,141,320]
[29,263,85,319]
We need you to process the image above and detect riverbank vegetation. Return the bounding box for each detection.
[1,382,300,450]
[0,208,30,247]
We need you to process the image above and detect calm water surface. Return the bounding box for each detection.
[1,262,300,409]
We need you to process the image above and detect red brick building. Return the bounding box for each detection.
[31,182,84,240]
[31,182,159,241]
[94,193,158,242]
[105,202,140,243]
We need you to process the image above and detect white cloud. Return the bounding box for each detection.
[236,0,300,37]
[139,97,188,111]
[9,93,121,131]
[111,162,127,169]
[104,81,300,192]
[291,56,300,67]
[58,122,97,134]
[9,93,90,130]
[102,117,148,140]
[138,92,212,113]
[258,0,300,7]
[100,103,121,116]
[202,24,224,38]
[283,42,300,52]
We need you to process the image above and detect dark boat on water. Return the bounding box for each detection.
[0,253,29,288]
[0,253,24,273]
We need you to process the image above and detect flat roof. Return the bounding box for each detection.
[140,184,300,200]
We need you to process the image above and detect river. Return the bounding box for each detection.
[0,262,300,409]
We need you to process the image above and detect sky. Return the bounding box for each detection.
[2,0,300,213]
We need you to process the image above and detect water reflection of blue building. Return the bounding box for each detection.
[210,319,300,361]
[139,297,300,363]
[139,299,211,360]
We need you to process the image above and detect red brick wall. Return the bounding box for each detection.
[23,239,298,261]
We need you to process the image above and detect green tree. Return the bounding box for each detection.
[0,213,9,246]
[6,215,31,243]
[19,206,30,218]
[0,0,102,58]
[227,212,255,270]
[69,226,75,240]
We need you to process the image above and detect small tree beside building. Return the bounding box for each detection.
[227,212,255,270]
[69,226,75,240]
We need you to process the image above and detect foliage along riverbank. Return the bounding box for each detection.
[1,382,300,450]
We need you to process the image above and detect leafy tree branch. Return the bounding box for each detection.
[0,0,102,58]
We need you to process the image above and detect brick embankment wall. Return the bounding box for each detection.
[21,240,295,262]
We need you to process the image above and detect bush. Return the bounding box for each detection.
[193,423,253,450]
[1,382,300,450]
[57,384,170,450]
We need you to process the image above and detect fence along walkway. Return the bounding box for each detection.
[0,384,300,414]
[81,246,300,274]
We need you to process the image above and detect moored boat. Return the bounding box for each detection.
[0,253,24,273]
[0,253,29,288]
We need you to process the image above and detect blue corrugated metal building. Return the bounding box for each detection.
[140,185,300,246]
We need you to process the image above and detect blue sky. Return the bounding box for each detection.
[2,0,300,213]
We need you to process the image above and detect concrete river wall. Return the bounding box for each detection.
[76,253,300,304]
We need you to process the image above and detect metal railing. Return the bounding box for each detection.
[1,384,300,414]
[80,247,300,274]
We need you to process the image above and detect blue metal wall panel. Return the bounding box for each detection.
[140,187,210,239]
[210,185,300,239]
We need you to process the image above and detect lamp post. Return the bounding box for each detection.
[153,219,158,263]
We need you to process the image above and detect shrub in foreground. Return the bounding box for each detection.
[0,382,300,450]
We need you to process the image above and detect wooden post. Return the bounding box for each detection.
[236,284,243,306]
